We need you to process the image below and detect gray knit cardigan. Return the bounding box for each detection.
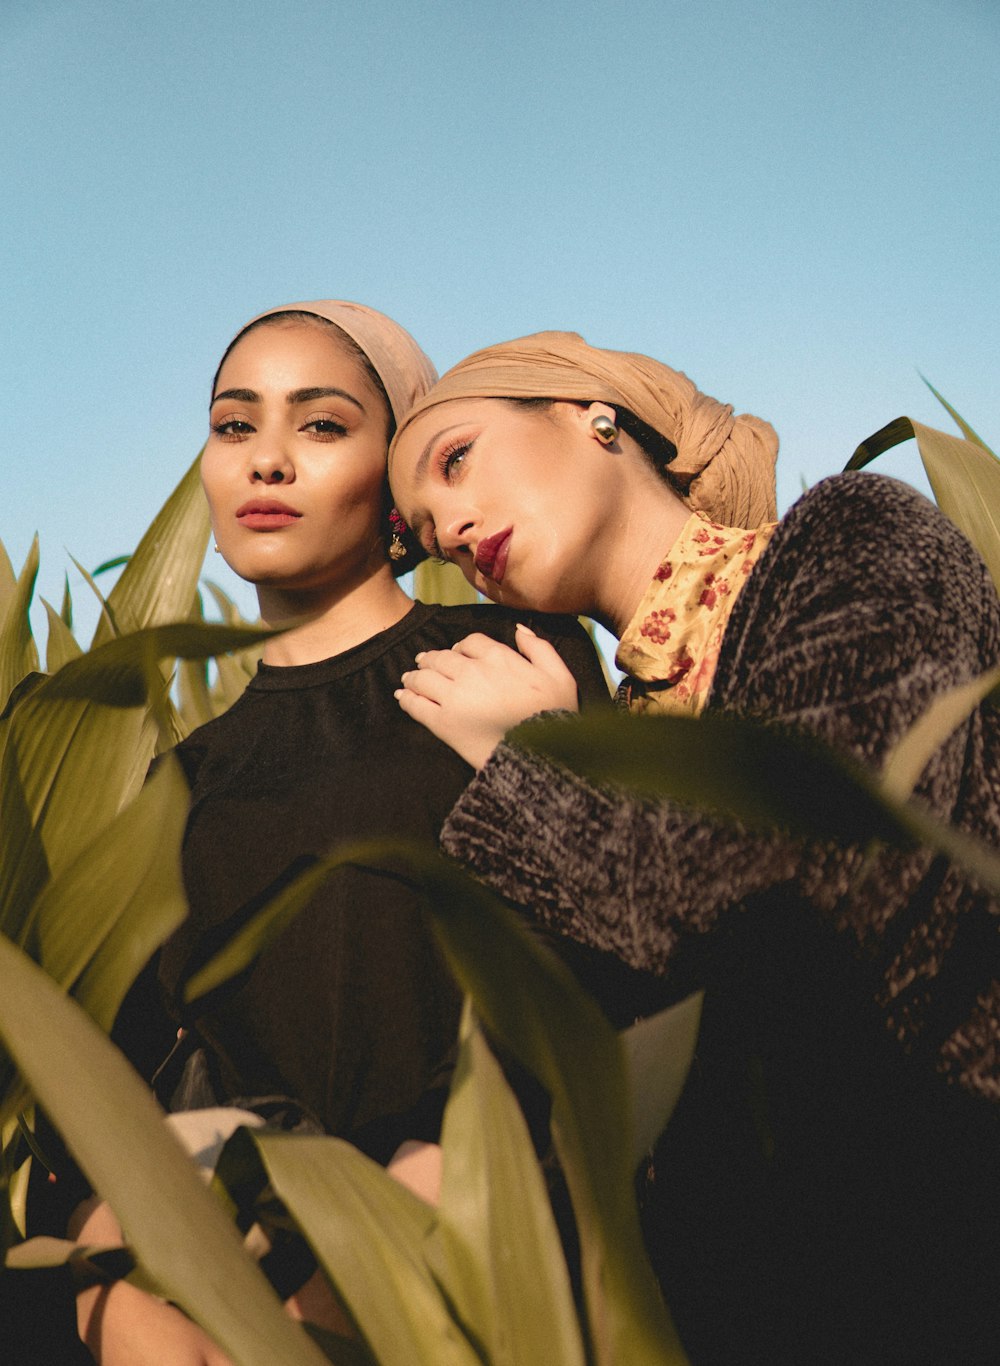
[441,473,1000,1101]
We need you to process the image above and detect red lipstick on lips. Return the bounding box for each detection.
[474,527,512,584]
[236,499,302,530]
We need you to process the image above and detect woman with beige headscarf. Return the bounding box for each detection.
[389,330,1000,1365]
[61,307,608,1363]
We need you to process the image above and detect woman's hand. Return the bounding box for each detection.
[395,623,579,769]
[77,1280,235,1365]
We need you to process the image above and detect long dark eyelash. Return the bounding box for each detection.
[308,419,348,436]
[438,438,471,479]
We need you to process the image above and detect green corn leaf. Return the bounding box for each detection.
[3,688,152,883]
[846,417,1000,591]
[622,993,704,1167]
[0,758,188,1111]
[59,575,73,631]
[211,649,258,712]
[41,600,83,673]
[38,621,275,708]
[176,657,217,731]
[0,934,329,1365]
[92,555,131,578]
[430,1002,586,1366]
[0,539,19,626]
[882,667,1000,804]
[921,378,995,454]
[517,711,1000,897]
[69,553,118,639]
[0,538,40,714]
[184,859,338,1003]
[190,842,687,1363]
[0,729,51,948]
[517,710,1000,898]
[372,846,685,1366]
[3,623,272,897]
[93,449,211,646]
[247,1128,481,1366]
[204,580,247,624]
[28,756,189,1031]
[514,710,909,845]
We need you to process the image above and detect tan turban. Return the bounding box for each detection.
[231,299,437,426]
[391,330,777,526]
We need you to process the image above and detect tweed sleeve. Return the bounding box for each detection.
[440,733,802,974]
[440,474,1000,980]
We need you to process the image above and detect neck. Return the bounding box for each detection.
[589,470,691,638]
[256,567,412,665]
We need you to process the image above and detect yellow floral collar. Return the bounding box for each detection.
[615,512,777,715]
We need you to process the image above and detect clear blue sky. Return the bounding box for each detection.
[3,0,998,638]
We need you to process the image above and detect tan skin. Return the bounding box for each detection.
[203,317,412,663]
[389,398,690,768]
[74,318,443,1362]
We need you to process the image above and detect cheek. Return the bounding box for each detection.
[386,461,420,525]
[198,450,228,518]
[311,455,387,525]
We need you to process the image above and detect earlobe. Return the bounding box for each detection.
[575,401,618,445]
[580,400,618,449]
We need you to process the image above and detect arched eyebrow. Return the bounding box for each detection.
[410,423,467,483]
[288,387,365,410]
[210,386,365,410]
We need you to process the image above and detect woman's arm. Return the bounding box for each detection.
[436,476,1000,978]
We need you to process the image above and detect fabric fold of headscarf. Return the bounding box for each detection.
[243,300,437,426]
[391,330,777,526]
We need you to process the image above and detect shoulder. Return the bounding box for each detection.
[424,602,594,649]
[763,472,994,597]
[169,690,256,787]
[781,471,934,539]
[421,603,609,703]
[778,471,965,558]
[724,471,999,684]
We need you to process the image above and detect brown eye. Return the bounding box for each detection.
[212,419,254,441]
[303,417,348,439]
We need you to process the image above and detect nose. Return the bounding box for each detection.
[438,511,479,557]
[250,443,294,485]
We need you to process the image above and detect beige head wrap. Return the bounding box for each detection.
[220,299,437,427]
[390,330,777,526]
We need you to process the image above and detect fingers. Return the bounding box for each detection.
[515,622,579,699]
[395,683,446,732]
[412,647,466,682]
[402,667,451,704]
[514,622,562,669]
[450,633,524,663]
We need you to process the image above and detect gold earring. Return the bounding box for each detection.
[213,543,221,553]
[591,414,617,445]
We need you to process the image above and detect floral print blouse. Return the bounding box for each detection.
[615,512,778,715]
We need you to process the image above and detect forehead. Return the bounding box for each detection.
[217,318,373,388]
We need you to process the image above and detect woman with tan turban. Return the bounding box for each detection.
[389,330,1000,1365]
[63,307,609,1363]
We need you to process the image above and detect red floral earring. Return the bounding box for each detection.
[388,508,409,561]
